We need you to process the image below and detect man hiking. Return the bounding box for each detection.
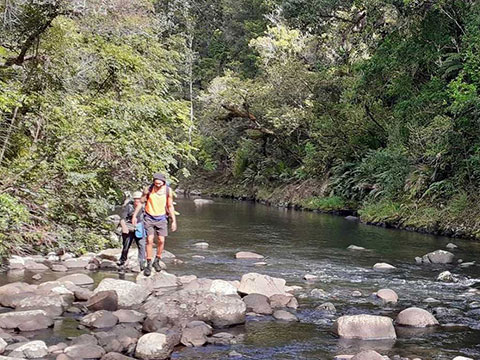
[118,191,146,271]
[132,173,177,276]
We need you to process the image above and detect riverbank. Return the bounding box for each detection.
[180,178,480,241]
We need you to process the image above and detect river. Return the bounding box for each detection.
[4,197,480,359]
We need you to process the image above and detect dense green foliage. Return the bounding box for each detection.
[2,0,480,255]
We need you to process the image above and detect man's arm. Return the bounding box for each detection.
[132,188,149,226]
[167,190,177,232]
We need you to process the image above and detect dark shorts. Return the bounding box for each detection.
[144,216,168,237]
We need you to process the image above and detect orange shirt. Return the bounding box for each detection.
[145,186,171,216]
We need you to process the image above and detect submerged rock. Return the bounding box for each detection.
[238,273,286,297]
[375,288,398,304]
[235,252,264,260]
[395,307,439,327]
[193,199,214,206]
[437,271,455,282]
[304,274,318,281]
[316,302,336,314]
[373,262,396,270]
[421,250,455,264]
[193,242,209,248]
[273,310,298,322]
[347,245,366,251]
[446,243,458,250]
[333,314,396,340]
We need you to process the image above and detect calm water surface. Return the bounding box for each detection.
[5,197,480,359]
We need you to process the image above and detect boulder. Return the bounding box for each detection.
[64,344,106,359]
[182,278,213,292]
[316,302,336,314]
[310,288,328,299]
[136,271,179,291]
[74,288,93,302]
[94,278,151,308]
[162,250,176,259]
[51,265,68,272]
[193,242,209,248]
[272,310,298,322]
[347,245,366,251]
[238,273,286,297]
[87,291,119,312]
[101,353,136,360]
[269,294,296,309]
[178,275,197,285]
[303,274,318,281]
[24,261,49,271]
[235,252,264,259]
[8,256,25,270]
[63,258,89,269]
[209,280,238,296]
[0,338,6,354]
[446,243,458,250]
[16,294,70,317]
[58,273,94,286]
[376,289,398,304]
[351,290,362,297]
[181,321,213,347]
[437,271,455,282]
[422,250,455,264]
[351,350,384,360]
[135,331,180,360]
[243,294,273,315]
[112,310,145,323]
[373,263,396,270]
[71,334,98,345]
[98,249,122,261]
[9,340,48,359]
[0,282,37,307]
[0,310,52,330]
[80,311,119,329]
[142,290,246,328]
[333,314,396,340]
[395,307,439,327]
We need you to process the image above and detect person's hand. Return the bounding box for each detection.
[171,220,177,232]
[132,217,137,226]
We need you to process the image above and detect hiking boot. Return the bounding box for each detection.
[116,260,125,267]
[143,260,152,277]
[139,261,146,271]
[153,257,162,272]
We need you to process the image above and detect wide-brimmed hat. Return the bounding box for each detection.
[153,173,166,182]
[132,191,143,199]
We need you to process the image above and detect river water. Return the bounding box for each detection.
[5,197,480,359]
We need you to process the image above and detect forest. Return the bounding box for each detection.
[1,0,480,255]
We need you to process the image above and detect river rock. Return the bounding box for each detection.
[238,273,286,297]
[71,334,98,345]
[193,242,209,248]
[142,290,246,327]
[273,310,298,322]
[162,250,176,259]
[235,252,264,259]
[0,282,37,307]
[422,250,455,264]
[112,310,145,323]
[136,271,179,290]
[9,340,48,359]
[437,271,455,282]
[181,321,213,347]
[269,294,297,309]
[74,288,93,301]
[193,199,214,206]
[8,256,25,270]
[333,314,396,340]
[98,248,122,261]
[373,262,396,270]
[351,350,384,360]
[101,353,136,360]
[183,278,213,292]
[376,288,398,304]
[58,273,94,286]
[0,310,52,330]
[51,264,68,272]
[178,275,197,285]
[135,330,180,360]
[24,260,49,271]
[0,338,6,353]
[80,310,119,329]
[446,243,458,250]
[310,288,328,299]
[304,274,318,281]
[209,279,238,296]
[452,357,474,360]
[94,278,151,308]
[60,253,74,261]
[316,302,336,313]
[64,344,106,359]
[345,216,359,221]
[63,258,89,269]
[347,245,366,251]
[243,294,273,315]
[16,294,70,317]
[395,307,439,327]
[87,291,119,311]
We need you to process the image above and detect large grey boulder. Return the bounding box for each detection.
[87,291,119,312]
[422,250,455,264]
[80,310,119,329]
[64,344,106,359]
[333,314,396,340]
[142,290,246,328]
[94,278,151,308]
[136,271,179,291]
[15,294,70,317]
[0,310,52,330]
[8,340,48,359]
[0,282,37,307]
[209,280,238,296]
[180,321,213,347]
[135,330,181,360]
[395,307,439,327]
[243,294,273,315]
[57,273,94,286]
[238,273,286,297]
